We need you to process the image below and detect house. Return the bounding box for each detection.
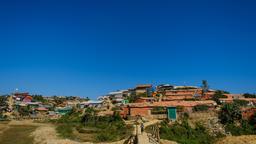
[80,100,103,108]
[108,90,125,104]
[135,97,156,103]
[164,88,202,100]
[123,100,216,120]
[35,107,49,116]
[22,96,33,103]
[156,84,174,93]
[13,92,31,101]
[55,106,72,115]
[135,84,153,96]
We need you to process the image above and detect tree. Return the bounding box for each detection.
[201,80,209,96]
[32,95,47,103]
[193,105,209,112]
[243,93,256,98]
[212,90,228,105]
[219,103,242,124]
[0,96,8,116]
[82,107,97,126]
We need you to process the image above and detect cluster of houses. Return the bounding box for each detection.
[4,93,86,118]
[2,83,256,121]
[95,84,256,121]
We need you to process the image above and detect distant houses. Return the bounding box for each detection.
[1,82,256,122]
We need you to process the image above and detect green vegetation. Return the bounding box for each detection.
[219,103,256,135]
[225,120,256,136]
[0,96,8,117]
[201,80,209,96]
[219,103,242,124]
[193,104,209,112]
[31,95,47,103]
[160,119,220,144]
[151,107,166,114]
[243,93,256,98]
[54,108,131,142]
[233,99,249,107]
[212,90,228,105]
[0,124,37,144]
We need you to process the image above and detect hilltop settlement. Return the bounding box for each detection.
[1,81,256,144]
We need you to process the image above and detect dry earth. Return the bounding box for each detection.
[1,120,125,144]
[215,135,256,144]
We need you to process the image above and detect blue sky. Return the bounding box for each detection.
[0,0,255,98]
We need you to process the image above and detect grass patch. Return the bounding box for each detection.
[160,120,223,144]
[54,109,131,142]
[0,125,37,144]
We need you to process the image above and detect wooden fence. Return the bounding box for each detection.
[147,124,160,144]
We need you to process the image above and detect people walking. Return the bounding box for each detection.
[141,123,144,133]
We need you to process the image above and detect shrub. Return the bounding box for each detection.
[193,105,209,112]
[219,103,242,124]
[233,99,249,107]
[160,119,217,144]
[243,93,256,98]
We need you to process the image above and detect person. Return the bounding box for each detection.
[141,123,144,133]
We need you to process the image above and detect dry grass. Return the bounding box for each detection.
[0,122,37,144]
[215,135,256,144]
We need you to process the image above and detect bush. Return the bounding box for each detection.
[225,120,255,136]
[243,93,256,98]
[193,105,209,112]
[56,123,75,139]
[233,99,249,107]
[160,119,217,144]
[219,103,242,124]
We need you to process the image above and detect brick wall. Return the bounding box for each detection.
[130,107,151,117]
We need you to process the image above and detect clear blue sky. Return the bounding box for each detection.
[0,0,255,98]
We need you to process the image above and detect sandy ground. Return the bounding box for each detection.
[215,135,256,144]
[30,121,125,144]
[160,139,178,144]
[1,120,125,144]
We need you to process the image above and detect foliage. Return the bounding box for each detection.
[201,80,209,96]
[55,107,130,142]
[233,99,249,107]
[219,103,242,124]
[225,120,256,136]
[56,123,76,139]
[31,95,47,103]
[212,90,228,105]
[0,96,8,116]
[160,119,218,144]
[193,105,209,112]
[57,108,81,123]
[151,107,166,114]
[52,96,65,106]
[176,106,185,112]
[243,93,256,98]
[18,106,31,116]
[127,93,139,103]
